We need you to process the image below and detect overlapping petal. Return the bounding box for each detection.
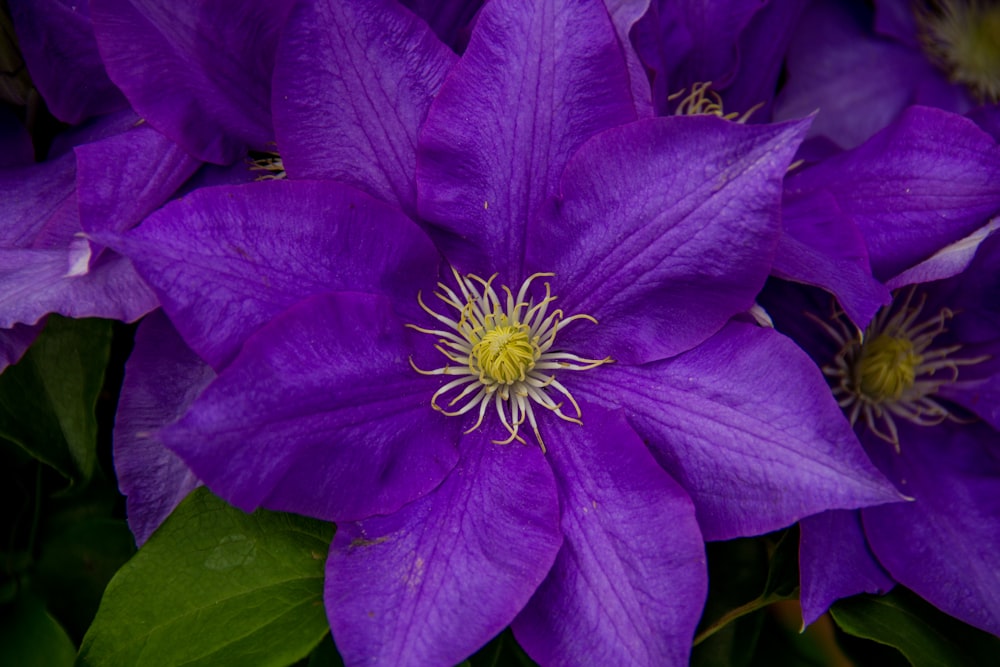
[161,291,462,522]
[110,180,440,368]
[273,0,456,215]
[113,310,212,546]
[513,405,706,667]
[325,431,561,667]
[575,321,901,540]
[529,115,808,364]
[91,0,293,164]
[416,0,636,278]
[863,423,1000,636]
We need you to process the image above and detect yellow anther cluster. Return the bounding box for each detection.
[856,335,922,401]
[472,325,537,384]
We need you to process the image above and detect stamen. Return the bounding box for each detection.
[409,269,611,450]
[812,287,989,451]
[669,81,764,123]
[916,0,1000,102]
[247,151,287,180]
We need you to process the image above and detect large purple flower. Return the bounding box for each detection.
[110,0,898,663]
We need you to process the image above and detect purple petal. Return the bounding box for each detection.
[885,219,1000,289]
[603,0,654,117]
[91,0,294,164]
[513,405,706,667]
[575,321,901,540]
[326,432,561,667]
[114,310,213,546]
[0,321,43,374]
[273,0,455,215]
[775,189,890,328]
[9,0,127,124]
[1,153,78,249]
[530,116,808,364]
[873,0,919,48]
[863,422,1000,636]
[785,106,1000,281]
[416,0,636,279]
[161,291,462,522]
[799,510,894,627]
[773,0,951,149]
[111,180,440,369]
[400,0,482,49]
[0,248,157,328]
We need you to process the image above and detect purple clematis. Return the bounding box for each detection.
[108,0,899,663]
[759,105,1000,636]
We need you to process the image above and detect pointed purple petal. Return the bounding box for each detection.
[114,310,213,546]
[9,0,127,124]
[603,0,654,117]
[112,180,440,369]
[162,291,461,522]
[91,0,294,164]
[1,153,78,249]
[785,106,1000,281]
[799,510,894,627]
[326,433,561,667]
[863,423,1000,636]
[513,405,706,667]
[576,321,901,540]
[274,0,456,215]
[531,116,808,364]
[416,0,636,278]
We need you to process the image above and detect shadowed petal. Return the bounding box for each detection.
[799,510,893,627]
[91,0,294,164]
[513,405,706,667]
[863,422,1000,636]
[110,180,440,369]
[161,292,462,522]
[531,116,808,364]
[326,432,561,667]
[274,0,456,215]
[0,322,43,374]
[417,0,636,279]
[114,310,213,546]
[785,106,1000,281]
[575,321,901,540]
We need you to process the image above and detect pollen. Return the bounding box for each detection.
[811,287,989,451]
[408,268,611,452]
[917,0,1000,102]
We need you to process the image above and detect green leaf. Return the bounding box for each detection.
[0,590,76,667]
[78,488,334,667]
[831,587,1000,667]
[0,317,112,484]
[694,527,800,646]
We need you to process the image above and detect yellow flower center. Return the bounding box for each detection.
[408,268,611,451]
[917,0,1000,102]
[856,335,922,401]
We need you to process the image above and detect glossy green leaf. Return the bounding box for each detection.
[78,488,334,667]
[0,591,75,667]
[0,317,112,484]
[831,588,1000,667]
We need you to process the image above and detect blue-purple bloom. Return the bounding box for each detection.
[107,0,902,663]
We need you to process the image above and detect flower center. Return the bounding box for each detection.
[668,81,763,123]
[408,268,611,451]
[856,335,921,401]
[812,287,988,450]
[917,0,1000,102]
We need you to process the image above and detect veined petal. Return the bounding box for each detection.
[91,0,294,164]
[326,431,561,667]
[531,116,808,364]
[785,106,1000,282]
[575,321,902,540]
[274,0,456,215]
[160,292,462,523]
[863,422,1000,636]
[513,405,706,667]
[114,310,213,546]
[416,0,636,279]
[1,152,78,249]
[799,510,893,627]
[109,180,440,369]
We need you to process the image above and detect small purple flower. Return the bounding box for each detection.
[110,0,899,663]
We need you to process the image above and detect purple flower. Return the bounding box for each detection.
[110,0,898,663]
[774,0,990,149]
[760,106,1000,635]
